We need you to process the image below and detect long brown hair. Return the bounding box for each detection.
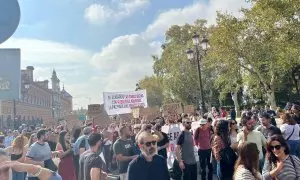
[12,135,24,150]
[234,142,260,179]
[266,135,290,166]
[281,113,296,125]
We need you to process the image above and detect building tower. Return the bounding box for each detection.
[51,69,61,121]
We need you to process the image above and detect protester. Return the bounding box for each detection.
[230,108,236,121]
[233,142,261,180]
[0,135,6,148]
[292,104,300,124]
[154,123,169,159]
[78,144,92,180]
[229,119,238,145]
[47,131,58,151]
[71,127,82,179]
[237,116,266,170]
[0,149,62,180]
[84,133,107,180]
[127,131,170,180]
[256,113,281,139]
[74,127,92,156]
[176,118,197,180]
[262,135,300,180]
[4,135,27,180]
[25,133,37,148]
[113,126,138,180]
[212,120,236,180]
[194,118,213,180]
[56,131,77,180]
[4,129,14,147]
[25,129,61,180]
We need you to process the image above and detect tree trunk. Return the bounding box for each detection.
[267,89,277,110]
[231,90,240,117]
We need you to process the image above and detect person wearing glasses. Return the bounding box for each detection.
[262,134,300,180]
[127,132,170,180]
[176,118,197,180]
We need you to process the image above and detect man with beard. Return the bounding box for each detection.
[127,132,169,180]
[84,133,108,180]
[113,126,138,180]
[25,129,61,180]
[176,118,197,180]
[237,116,267,171]
[256,113,281,139]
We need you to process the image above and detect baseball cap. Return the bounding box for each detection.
[83,127,93,135]
[199,119,208,125]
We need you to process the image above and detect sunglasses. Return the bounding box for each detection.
[144,141,157,147]
[270,145,281,150]
[186,122,192,124]
[231,122,236,125]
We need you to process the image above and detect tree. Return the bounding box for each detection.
[138,75,164,107]
[208,0,300,109]
[153,20,219,107]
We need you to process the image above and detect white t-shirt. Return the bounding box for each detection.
[237,130,267,160]
[280,123,300,140]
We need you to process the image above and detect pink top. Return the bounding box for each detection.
[194,127,212,150]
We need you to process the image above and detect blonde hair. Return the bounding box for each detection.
[12,136,24,150]
[137,132,156,145]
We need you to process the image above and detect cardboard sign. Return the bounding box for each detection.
[162,103,183,116]
[88,104,101,117]
[184,105,195,114]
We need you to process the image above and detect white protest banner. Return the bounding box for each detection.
[162,124,182,168]
[103,90,148,116]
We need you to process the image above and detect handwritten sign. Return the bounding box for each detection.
[103,90,148,115]
[184,105,195,114]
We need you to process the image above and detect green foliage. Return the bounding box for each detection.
[140,0,300,108]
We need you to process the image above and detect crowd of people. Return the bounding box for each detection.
[0,102,299,180]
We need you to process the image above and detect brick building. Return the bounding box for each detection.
[0,66,73,130]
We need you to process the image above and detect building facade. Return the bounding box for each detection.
[0,66,73,129]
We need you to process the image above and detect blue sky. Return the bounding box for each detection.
[1,0,250,109]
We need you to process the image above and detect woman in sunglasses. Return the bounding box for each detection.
[262,134,300,180]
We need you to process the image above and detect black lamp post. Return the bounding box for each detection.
[186,32,209,116]
[135,83,141,91]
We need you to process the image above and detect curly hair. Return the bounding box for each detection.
[215,120,231,146]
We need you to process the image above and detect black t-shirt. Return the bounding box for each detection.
[84,153,103,180]
[157,132,169,159]
[48,141,57,151]
[127,154,170,180]
[113,139,136,173]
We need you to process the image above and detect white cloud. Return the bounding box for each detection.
[84,4,113,25]
[90,34,161,92]
[144,0,251,39]
[84,0,149,25]
[1,38,93,65]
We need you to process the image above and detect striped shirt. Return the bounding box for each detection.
[262,155,300,180]
[234,166,261,180]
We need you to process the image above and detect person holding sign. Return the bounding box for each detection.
[176,118,197,180]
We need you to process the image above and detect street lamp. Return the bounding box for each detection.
[135,83,141,91]
[186,32,209,116]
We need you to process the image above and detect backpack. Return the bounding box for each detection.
[220,146,237,178]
